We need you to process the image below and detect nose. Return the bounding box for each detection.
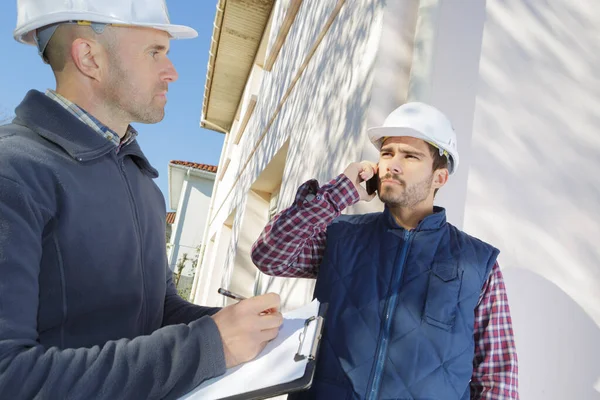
[386,160,402,175]
[162,58,179,83]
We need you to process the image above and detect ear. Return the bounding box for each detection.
[70,38,105,81]
[432,168,449,191]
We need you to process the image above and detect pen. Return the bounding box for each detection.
[218,288,277,315]
[218,288,247,301]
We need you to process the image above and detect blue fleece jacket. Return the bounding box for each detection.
[0,90,225,400]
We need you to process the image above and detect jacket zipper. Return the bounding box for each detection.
[118,157,148,331]
[367,230,413,400]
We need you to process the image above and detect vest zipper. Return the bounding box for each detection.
[367,230,413,400]
[118,158,147,332]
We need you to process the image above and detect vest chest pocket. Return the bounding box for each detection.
[424,260,463,330]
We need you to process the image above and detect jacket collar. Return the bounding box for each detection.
[14,90,158,178]
[383,205,447,232]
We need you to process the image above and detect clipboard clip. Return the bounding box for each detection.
[294,315,324,362]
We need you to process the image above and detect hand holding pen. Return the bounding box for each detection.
[211,289,283,368]
[218,288,277,315]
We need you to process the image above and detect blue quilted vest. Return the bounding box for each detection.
[290,207,498,400]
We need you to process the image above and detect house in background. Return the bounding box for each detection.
[167,160,217,297]
[165,211,176,243]
[191,1,600,399]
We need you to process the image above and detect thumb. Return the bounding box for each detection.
[356,184,376,202]
[363,190,377,202]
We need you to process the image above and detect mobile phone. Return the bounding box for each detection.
[366,173,379,195]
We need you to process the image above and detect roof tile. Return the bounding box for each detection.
[170,160,218,173]
[166,212,176,224]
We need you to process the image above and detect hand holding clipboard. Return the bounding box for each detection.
[179,290,327,400]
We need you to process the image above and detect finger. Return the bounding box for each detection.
[244,293,281,313]
[359,169,373,181]
[359,163,371,174]
[359,185,378,202]
[258,327,280,342]
[357,183,374,199]
[360,161,376,172]
[259,307,278,316]
[257,312,284,330]
[343,163,364,183]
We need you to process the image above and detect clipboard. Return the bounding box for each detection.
[219,302,327,400]
[178,300,328,400]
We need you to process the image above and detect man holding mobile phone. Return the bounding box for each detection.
[251,102,519,399]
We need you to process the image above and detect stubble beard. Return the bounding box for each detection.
[104,58,166,125]
[378,173,433,209]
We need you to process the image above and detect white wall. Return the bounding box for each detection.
[414,0,600,398]
[471,1,600,398]
[225,190,270,301]
[195,224,233,307]
[169,176,214,279]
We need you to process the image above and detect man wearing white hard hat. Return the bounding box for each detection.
[252,103,519,399]
[0,1,282,399]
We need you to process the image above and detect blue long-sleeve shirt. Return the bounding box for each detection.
[0,90,226,400]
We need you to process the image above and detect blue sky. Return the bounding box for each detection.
[0,1,225,210]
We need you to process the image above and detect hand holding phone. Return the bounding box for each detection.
[343,161,378,201]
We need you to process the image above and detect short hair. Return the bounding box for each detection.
[426,142,449,197]
[44,24,115,72]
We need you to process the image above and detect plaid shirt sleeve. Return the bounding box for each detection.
[251,174,360,278]
[471,263,519,399]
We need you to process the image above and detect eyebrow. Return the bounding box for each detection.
[380,146,426,157]
[147,44,170,55]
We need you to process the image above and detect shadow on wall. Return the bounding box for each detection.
[283,0,380,193]
[503,268,600,399]
[217,0,388,310]
[238,0,385,210]
[222,0,336,221]
[466,0,600,399]
[469,0,600,323]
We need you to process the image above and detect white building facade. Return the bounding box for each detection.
[167,161,217,295]
[192,1,600,398]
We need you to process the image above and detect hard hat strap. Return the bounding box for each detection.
[34,21,108,62]
[34,23,60,60]
[425,140,448,158]
[75,21,107,34]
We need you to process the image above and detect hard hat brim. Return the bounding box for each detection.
[132,22,198,40]
[367,126,435,149]
[15,20,198,45]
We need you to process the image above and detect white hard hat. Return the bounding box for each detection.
[367,102,459,174]
[14,0,197,52]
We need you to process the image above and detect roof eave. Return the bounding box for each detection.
[201,0,275,134]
